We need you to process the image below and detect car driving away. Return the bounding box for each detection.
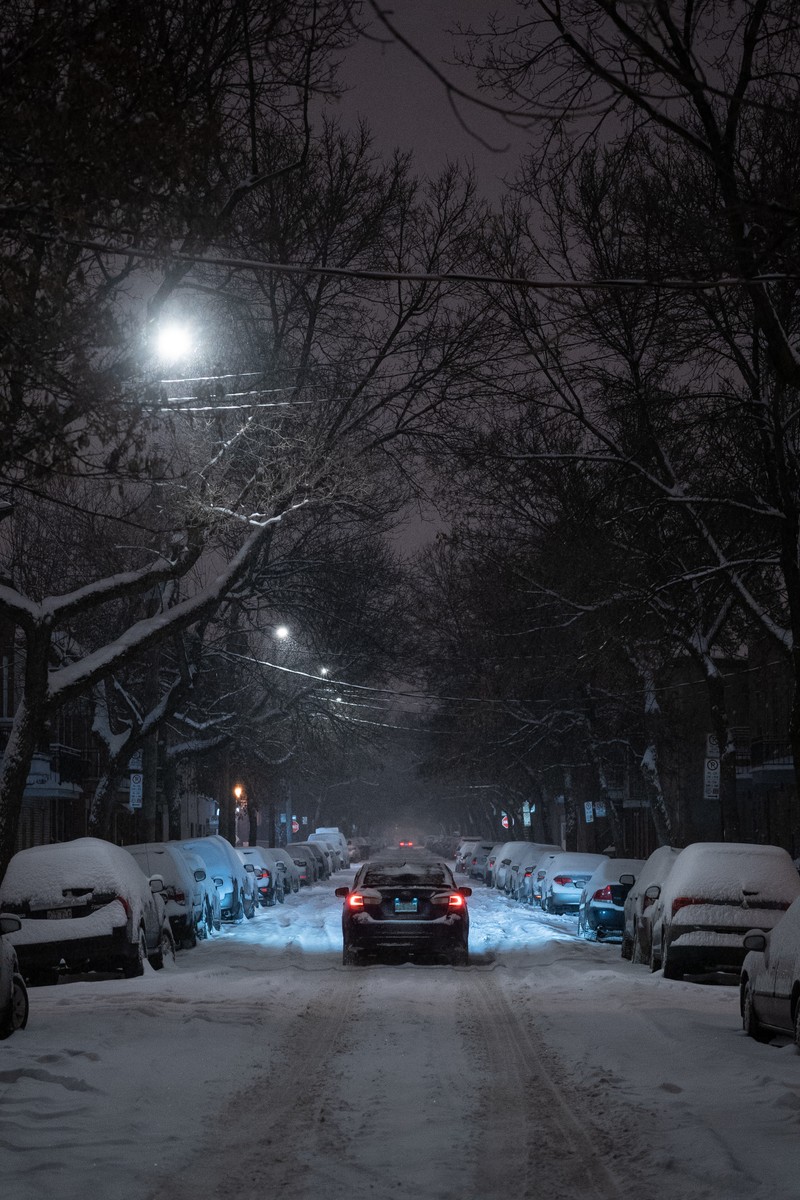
[336,854,471,966]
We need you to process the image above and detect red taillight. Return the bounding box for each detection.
[592,884,613,902]
[116,895,131,918]
[524,869,533,878]
[672,896,702,915]
[348,893,365,910]
[174,889,186,904]
[553,875,573,886]
[448,893,465,909]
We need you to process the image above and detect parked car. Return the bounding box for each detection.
[177,835,255,922]
[466,841,497,881]
[336,857,471,965]
[258,845,300,895]
[310,828,349,869]
[124,841,207,948]
[172,846,221,934]
[648,842,800,980]
[621,846,682,963]
[484,845,502,887]
[540,853,608,914]
[0,914,28,1039]
[289,841,328,880]
[512,843,563,901]
[740,895,800,1044]
[454,838,487,874]
[492,842,533,893]
[577,858,644,941]
[236,846,282,906]
[285,845,318,886]
[0,837,173,984]
[523,847,564,906]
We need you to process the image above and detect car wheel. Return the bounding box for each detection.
[244,897,256,919]
[342,944,359,966]
[632,931,644,965]
[149,926,176,970]
[123,928,148,978]
[277,885,285,905]
[621,933,633,960]
[742,979,768,1042]
[182,928,198,950]
[450,946,469,966]
[794,1002,800,1050]
[0,974,29,1039]
[661,938,683,981]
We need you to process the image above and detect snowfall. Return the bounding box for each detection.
[1,867,799,1200]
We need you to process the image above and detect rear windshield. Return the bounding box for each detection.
[362,865,453,888]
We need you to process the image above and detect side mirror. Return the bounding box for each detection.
[0,914,22,936]
[743,930,767,953]
[459,886,472,897]
[618,874,635,886]
[334,887,350,898]
[244,862,255,872]
[149,874,164,893]
[644,885,661,900]
[194,869,206,882]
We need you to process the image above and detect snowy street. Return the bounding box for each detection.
[1,870,798,1200]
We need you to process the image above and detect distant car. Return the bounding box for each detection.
[124,841,208,948]
[178,836,255,922]
[289,841,329,880]
[454,838,486,874]
[740,895,800,1044]
[171,846,221,934]
[0,914,28,1039]
[285,845,317,886]
[466,841,497,881]
[577,858,644,941]
[648,842,800,980]
[259,846,300,895]
[522,847,564,906]
[492,842,532,893]
[540,853,608,914]
[236,846,282,906]
[337,857,471,965]
[512,843,563,901]
[0,837,172,984]
[621,846,682,963]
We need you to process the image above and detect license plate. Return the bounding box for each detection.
[394,899,418,913]
[47,908,72,919]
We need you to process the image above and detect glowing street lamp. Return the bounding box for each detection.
[155,322,194,363]
[274,625,290,640]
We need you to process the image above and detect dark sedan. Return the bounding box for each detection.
[336,858,471,966]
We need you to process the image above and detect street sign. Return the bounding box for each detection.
[584,801,594,824]
[129,773,143,809]
[704,756,720,800]
[292,820,300,833]
[501,813,509,829]
[522,802,531,828]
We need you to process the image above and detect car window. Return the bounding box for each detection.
[361,865,454,888]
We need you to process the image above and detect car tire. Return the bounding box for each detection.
[182,928,198,950]
[0,974,29,1039]
[123,928,148,978]
[621,932,633,960]
[149,926,176,970]
[794,1002,800,1050]
[632,931,644,965]
[742,979,768,1042]
[342,945,359,966]
[277,885,285,905]
[450,946,469,966]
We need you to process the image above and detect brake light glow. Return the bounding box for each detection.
[116,895,132,918]
[174,889,186,904]
[348,893,365,910]
[672,896,702,915]
[592,885,613,902]
[553,875,573,886]
[448,893,465,909]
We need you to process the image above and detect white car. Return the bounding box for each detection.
[124,841,208,947]
[540,852,608,914]
[0,837,172,984]
[620,846,682,964]
[741,895,800,1044]
[648,842,800,980]
[0,914,28,1039]
[577,858,644,941]
[236,846,283,906]
[177,835,256,922]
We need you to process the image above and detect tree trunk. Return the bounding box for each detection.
[0,629,50,877]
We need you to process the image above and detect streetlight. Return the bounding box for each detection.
[154,321,195,363]
[274,625,290,640]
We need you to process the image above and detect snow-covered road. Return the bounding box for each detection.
[1,869,798,1200]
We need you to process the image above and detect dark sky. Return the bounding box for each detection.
[330,1,529,195]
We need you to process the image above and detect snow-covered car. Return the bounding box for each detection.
[740,895,800,1044]
[236,846,282,906]
[0,837,172,984]
[177,835,256,922]
[285,845,318,886]
[621,845,682,963]
[171,846,221,934]
[290,841,329,880]
[512,843,563,901]
[336,857,471,965]
[648,842,800,980]
[465,840,496,881]
[124,841,208,947]
[522,847,565,906]
[540,852,608,914]
[0,914,28,1039]
[492,842,532,892]
[258,845,300,895]
[577,857,644,941]
[454,838,486,874]
[309,828,348,869]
